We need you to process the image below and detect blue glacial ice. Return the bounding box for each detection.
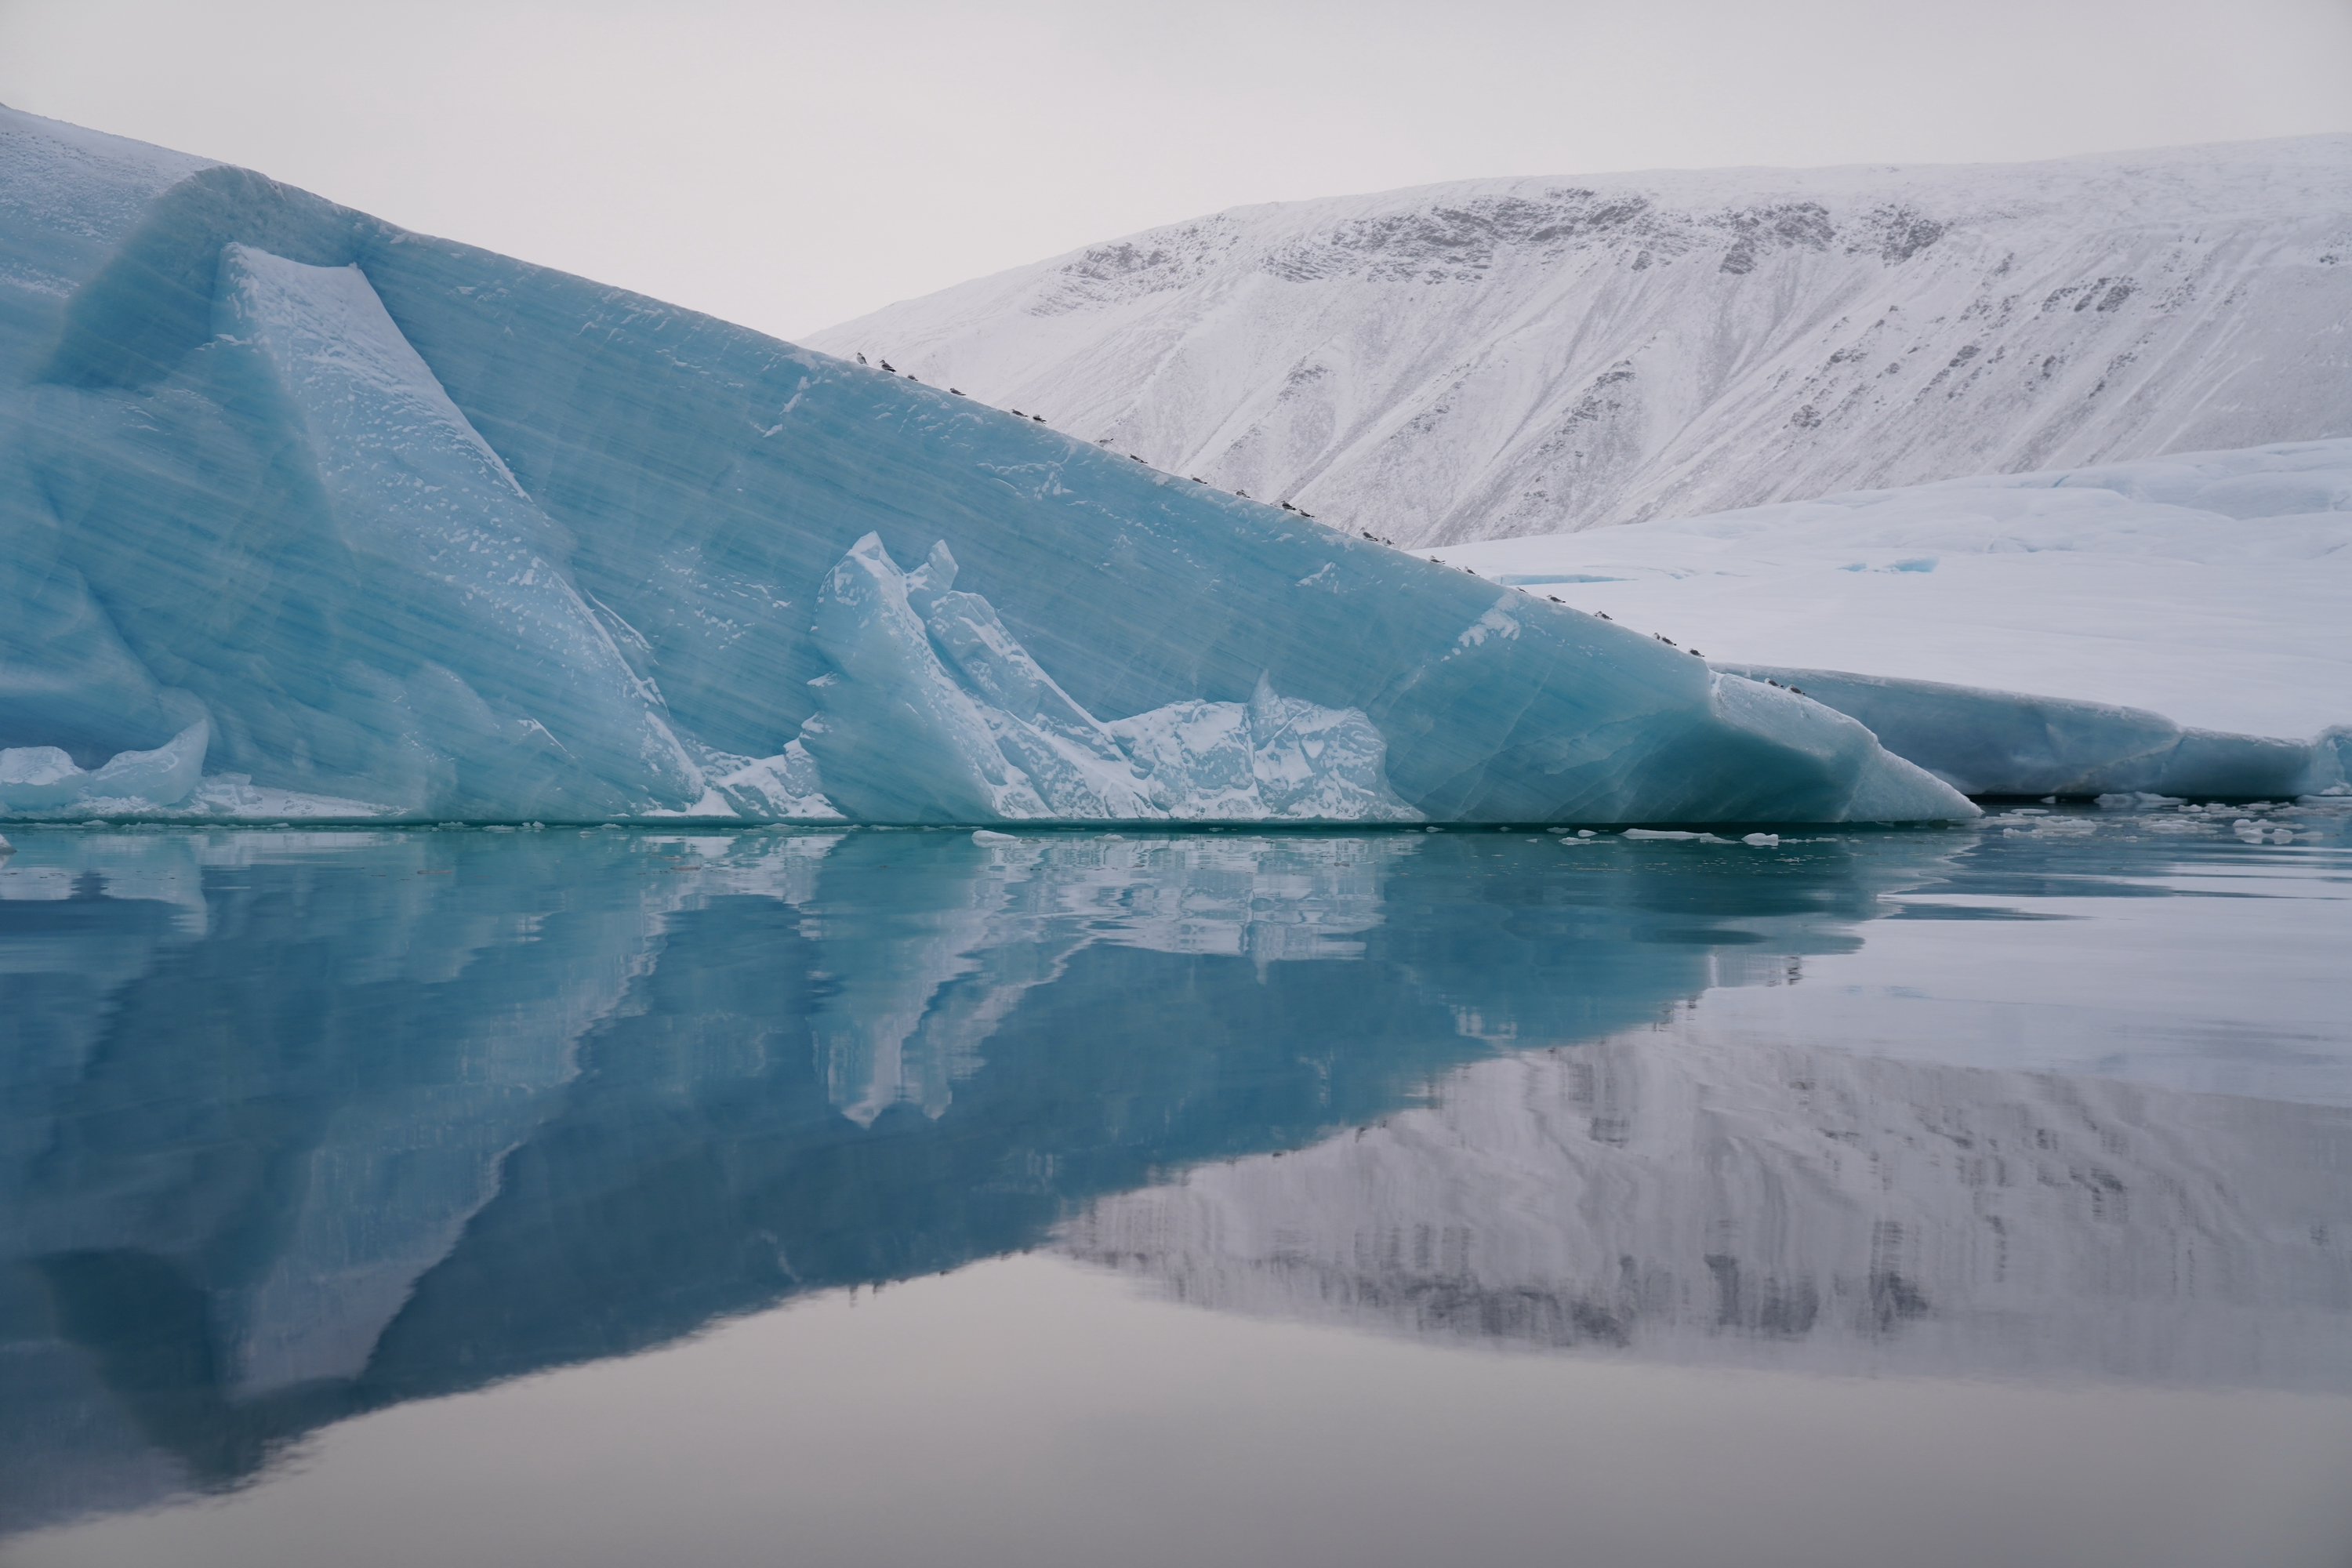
[1715,663,2352,800]
[0,107,1972,825]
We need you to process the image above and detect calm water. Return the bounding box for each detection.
[2,805,2348,1568]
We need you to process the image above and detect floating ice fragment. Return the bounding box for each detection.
[1742,832,1780,846]
[0,702,209,815]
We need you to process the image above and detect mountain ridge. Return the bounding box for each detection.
[809,135,2352,546]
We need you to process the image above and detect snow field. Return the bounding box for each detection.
[1434,439,2352,798]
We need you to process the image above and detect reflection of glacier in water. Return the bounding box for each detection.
[1,818,2347,1535]
[807,830,1413,1125]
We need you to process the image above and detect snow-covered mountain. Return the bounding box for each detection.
[809,138,2352,548]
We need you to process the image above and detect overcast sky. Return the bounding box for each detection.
[2,0,2347,339]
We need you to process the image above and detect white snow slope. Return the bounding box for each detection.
[808,137,2352,549]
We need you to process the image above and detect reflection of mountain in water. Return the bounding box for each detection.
[0,825,2341,1534]
[1065,1025,2352,1390]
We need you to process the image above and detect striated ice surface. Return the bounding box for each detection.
[0,106,1970,826]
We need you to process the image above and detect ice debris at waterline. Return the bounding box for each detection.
[0,106,1970,826]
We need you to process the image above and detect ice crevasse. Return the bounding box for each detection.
[0,107,1969,825]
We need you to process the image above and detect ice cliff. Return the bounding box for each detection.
[811,136,2352,547]
[0,106,1969,826]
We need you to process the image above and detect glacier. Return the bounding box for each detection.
[808,137,2352,550]
[1437,439,2352,800]
[0,105,1971,826]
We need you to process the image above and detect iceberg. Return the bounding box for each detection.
[0,106,1969,825]
[1715,664,2352,800]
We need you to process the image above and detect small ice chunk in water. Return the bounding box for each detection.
[1743,833,1780,847]
[971,829,1022,845]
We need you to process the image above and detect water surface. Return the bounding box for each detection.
[3,805,2348,1566]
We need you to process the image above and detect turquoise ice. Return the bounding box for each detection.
[0,107,1968,824]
